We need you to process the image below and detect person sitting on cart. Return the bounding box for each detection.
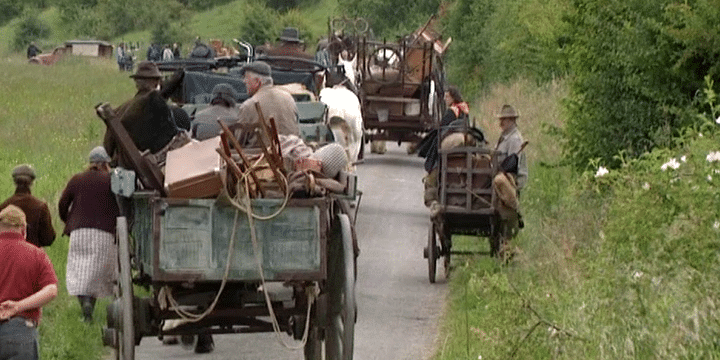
[234,61,300,144]
[191,83,240,140]
[257,27,315,62]
[493,104,528,255]
[102,60,187,169]
[415,85,473,211]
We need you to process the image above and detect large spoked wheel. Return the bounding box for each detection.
[325,213,356,360]
[115,217,135,360]
[426,223,437,283]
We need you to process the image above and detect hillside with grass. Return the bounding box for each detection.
[2,0,720,359]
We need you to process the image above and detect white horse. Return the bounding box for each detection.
[320,55,363,164]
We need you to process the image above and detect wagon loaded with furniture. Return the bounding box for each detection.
[350,15,452,151]
[96,76,358,359]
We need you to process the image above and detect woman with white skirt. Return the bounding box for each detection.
[58,146,120,322]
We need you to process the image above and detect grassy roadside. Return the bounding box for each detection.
[434,77,720,359]
[1,56,133,359]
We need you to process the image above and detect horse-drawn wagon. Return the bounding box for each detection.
[98,44,359,359]
[346,16,451,153]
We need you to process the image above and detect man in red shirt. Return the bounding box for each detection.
[0,205,58,360]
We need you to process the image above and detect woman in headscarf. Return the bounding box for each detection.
[58,146,120,322]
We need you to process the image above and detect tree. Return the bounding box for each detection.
[13,10,51,52]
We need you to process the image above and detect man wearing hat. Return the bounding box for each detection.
[235,61,299,142]
[0,164,56,247]
[492,104,528,257]
[261,27,314,61]
[0,205,58,359]
[191,83,241,140]
[102,60,184,169]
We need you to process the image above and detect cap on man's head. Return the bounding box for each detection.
[497,104,519,119]
[12,164,35,181]
[212,83,238,105]
[0,205,26,228]
[89,146,111,163]
[279,27,303,43]
[130,61,163,79]
[240,61,272,77]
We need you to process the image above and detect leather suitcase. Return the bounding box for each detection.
[164,136,225,199]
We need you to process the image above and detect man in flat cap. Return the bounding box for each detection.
[0,205,58,360]
[191,83,240,140]
[102,60,186,169]
[0,164,56,247]
[235,61,299,143]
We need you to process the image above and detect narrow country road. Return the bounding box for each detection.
[130,143,448,360]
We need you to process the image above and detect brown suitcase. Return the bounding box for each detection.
[164,136,225,199]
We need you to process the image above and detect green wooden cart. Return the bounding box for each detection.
[103,191,357,360]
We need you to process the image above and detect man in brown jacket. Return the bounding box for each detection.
[0,164,55,247]
[102,61,183,168]
[236,61,299,142]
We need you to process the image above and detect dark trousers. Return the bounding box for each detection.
[0,317,39,360]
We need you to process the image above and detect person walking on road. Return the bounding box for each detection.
[0,205,58,360]
[58,146,120,323]
[0,164,56,248]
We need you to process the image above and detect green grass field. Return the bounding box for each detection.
[1,55,132,360]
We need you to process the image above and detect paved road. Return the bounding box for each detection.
[130,144,448,360]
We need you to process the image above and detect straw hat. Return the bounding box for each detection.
[496,104,519,119]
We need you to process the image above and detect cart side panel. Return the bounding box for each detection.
[133,195,327,282]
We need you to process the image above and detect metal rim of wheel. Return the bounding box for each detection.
[116,217,135,360]
[325,214,356,360]
[427,223,437,284]
[365,46,403,85]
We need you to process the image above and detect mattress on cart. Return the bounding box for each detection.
[132,193,327,282]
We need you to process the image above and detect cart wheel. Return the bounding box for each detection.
[303,326,322,360]
[427,223,437,283]
[326,214,356,360]
[115,217,135,360]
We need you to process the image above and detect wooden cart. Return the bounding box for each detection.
[353,16,450,149]
[424,146,503,283]
[104,192,357,359]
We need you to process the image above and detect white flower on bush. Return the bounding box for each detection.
[595,166,609,178]
[680,155,687,163]
[707,151,720,162]
[632,270,644,279]
[714,221,720,230]
[716,115,720,124]
[708,175,713,182]
[642,182,651,190]
[661,158,680,171]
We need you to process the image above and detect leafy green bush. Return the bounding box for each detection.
[13,10,51,52]
[0,0,25,27]
[562,0,720,170]
[441,0,571,97]
[233,0,279,46]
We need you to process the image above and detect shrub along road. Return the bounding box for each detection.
[129,143,447,359]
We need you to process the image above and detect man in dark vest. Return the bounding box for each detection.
[102,61,185,169]
[0,164,55,248]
